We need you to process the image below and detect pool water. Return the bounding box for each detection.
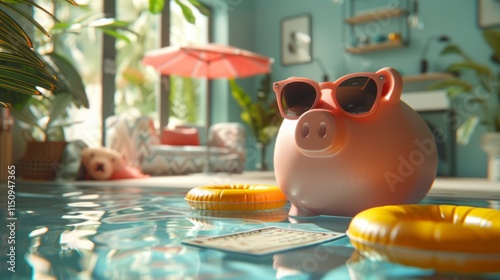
[1,182,499,279]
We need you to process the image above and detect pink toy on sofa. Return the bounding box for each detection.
[78,147,148,180]
[273,67,437,217]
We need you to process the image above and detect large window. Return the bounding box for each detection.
[32,0,103,146]
[115,0,160,119]
[115,0,210,128]
[168,1,210,126]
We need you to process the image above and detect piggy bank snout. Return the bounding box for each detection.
[294,109,343,156]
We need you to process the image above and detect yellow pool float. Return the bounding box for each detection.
[185,184,288,211]
[347,204,500,273]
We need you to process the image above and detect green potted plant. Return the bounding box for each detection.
[0,0,78,180]
[429,29,500,180]
[230,74,283,170]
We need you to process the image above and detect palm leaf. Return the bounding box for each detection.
[0,65,56,90]
[0,7,32,48]
[0,1,51,37]
[0,32,44,61]
[0,76,42,95]
[0,56,58,97]
[0,53,57,81]
[0,0,80,107]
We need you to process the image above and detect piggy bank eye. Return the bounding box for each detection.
[336,77,378,114]
[281,82,318,118]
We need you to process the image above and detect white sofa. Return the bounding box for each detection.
[105,114,246,175]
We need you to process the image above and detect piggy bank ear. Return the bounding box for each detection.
[377,67,402,105]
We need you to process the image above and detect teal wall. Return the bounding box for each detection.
[213,0,496,177]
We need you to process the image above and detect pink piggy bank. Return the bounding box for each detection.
[273,67,437,217]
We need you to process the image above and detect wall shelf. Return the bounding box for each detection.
[343,0,410,54]
[344,8,407,25]
[402,72,454,83]
[345,39,403,54]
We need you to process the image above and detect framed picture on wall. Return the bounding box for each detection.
[281,14,312,66]
[478,0,500,28]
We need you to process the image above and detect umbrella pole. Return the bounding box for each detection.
[203,85,211,173]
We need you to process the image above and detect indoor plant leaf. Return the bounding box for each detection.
[47,94,73,128]
[240,111,252,128]
[440,44,471,61]
[483,29,500,63]
[90,18,138,40]
[187,0,211,16]
[43,52,89,108]
[249,103,264,131]
[149,0,164,14]
[101,29,132,44]
[10,103,43,129]
[446,61,493,78]
[456,115,480,146]
[427,78,473,97]
[174,0,195,24]
[229,79,252,108]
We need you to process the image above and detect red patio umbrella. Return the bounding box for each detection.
[142,43,273,79]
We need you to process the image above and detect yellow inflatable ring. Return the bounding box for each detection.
[185,184,288,211]
[347,204,500,273]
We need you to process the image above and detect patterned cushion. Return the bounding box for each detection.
[105,114,159,169]
[209,122,246,168]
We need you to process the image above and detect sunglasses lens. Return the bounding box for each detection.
[281,82,317,118]
[336,77,377,114]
